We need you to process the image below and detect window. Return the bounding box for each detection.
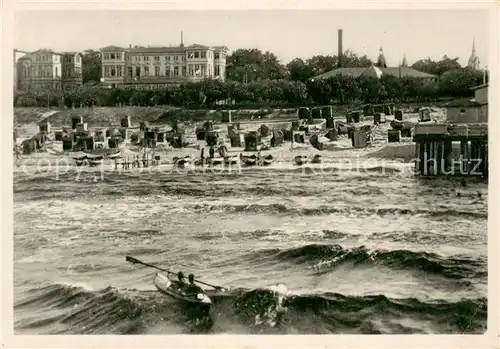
[111,68,116,76]
[143,56,149,61]
[194,52,200,58]
[117,66,122,76]
[460,108,466,114]
[166,66,171,77]
[201,51,206,58]
[55,67,58,77]
[166,56,171,61]
[188,65,193,76]
[104,66,110,77]
[36,55,41,61]
[181,56,185,61]
[135,66,141,76]
[155,66,160,76]
[214,53,220,60]
[194,64,200,76]
[128,67,133,77]
[144,66,149,76]
[174,66,179,76]
[134,56,139,62]
[104,53,109,60]
[174,56,179,61]
[110,53,116,59]
[182,67,186,76]
[154,56,160,61]
[215,65,220,76]
[188,52,194,59]
[43,55,47,61]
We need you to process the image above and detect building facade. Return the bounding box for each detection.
[445,84,488,124]
[16,49,83,91]
[100,43,228,88]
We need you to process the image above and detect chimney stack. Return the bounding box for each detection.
[338,29,343,68]
[180,31,184,47]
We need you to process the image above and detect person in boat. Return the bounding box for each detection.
[176,271,187,289]
[185,274,203,296]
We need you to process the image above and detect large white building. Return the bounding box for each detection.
[100,39,228,89]
[15,49,83,91]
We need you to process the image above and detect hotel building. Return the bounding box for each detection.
[15,49,83,91]
[100,39,228,89]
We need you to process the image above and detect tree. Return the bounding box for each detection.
[81,49,102,84]
[436,55,462,76]
[412,55,462,76]
[411,57,439,75]
[287,58,314,82]
[438,68,483,97]
[341,50,373,68]
[306,55,338,77]
[226,48,288,82]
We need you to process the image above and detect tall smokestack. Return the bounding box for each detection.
[180,31,184,47]
[338,29,343,68]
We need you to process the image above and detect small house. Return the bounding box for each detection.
[444,84,488,124]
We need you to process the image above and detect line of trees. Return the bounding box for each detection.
[14,48,487,109]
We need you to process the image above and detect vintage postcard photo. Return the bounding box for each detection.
[3,1,498,348]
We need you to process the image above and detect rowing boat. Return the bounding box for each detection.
[260,154,274,166]
[153,272,212,306]
[208,157,224,166]
[241,155,257,166]
[294,155,309,165]
[311,154,322,164]
[224,155,239,165]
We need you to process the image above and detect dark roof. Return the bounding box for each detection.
[442,98,486,108]
[314,65,436,80]
[59,51,82,56]
[101,45,125,51]
[102,44,228,54]
[382,67,436,78]
[127,46,185,53]
[470,83,488,90]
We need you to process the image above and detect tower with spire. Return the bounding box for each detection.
[467,39,480,70]
[376,47,387,68]
[401,54,408,67]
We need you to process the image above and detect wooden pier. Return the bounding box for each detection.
[413,123,488,177]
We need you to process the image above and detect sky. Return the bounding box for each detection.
[14,9,489,67]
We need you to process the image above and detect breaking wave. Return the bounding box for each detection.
[14,283,486,334]
[248,244,486,280]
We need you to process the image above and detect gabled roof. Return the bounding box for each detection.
[100,45,126,51]
[186,44,210,49]
[382,67,436,78]
[470,83,488,90]
[442,98,486,107]
[31,49,60,55]
[313,66,437,80]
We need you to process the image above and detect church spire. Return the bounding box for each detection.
[468,39,480,70]
[376,46,387,68]
[401,54,408,67]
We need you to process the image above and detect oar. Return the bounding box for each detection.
[125,256,225,291]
